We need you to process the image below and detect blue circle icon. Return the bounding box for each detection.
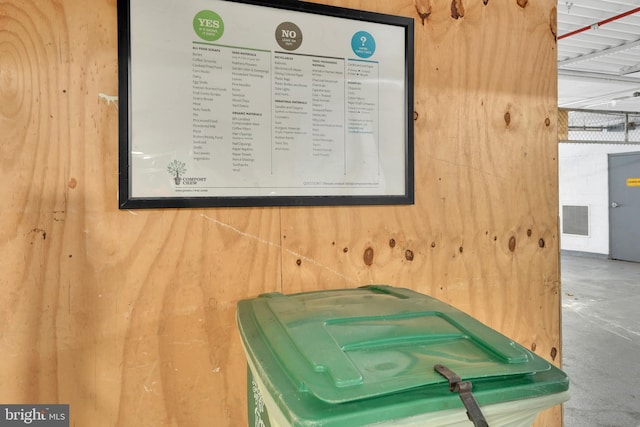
[351,31,375,59]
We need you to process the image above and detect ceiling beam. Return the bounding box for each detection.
[558,69,640,84]
[558,7,640,40]
[620,63,640,75]
[558,39,640,68]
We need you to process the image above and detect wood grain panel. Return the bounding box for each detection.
[1,1,283,425]
[0,0,562,426]
[284,1,562,425]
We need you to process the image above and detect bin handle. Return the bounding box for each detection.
[434,364,489,427]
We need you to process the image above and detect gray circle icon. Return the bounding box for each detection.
[275,22,303,51]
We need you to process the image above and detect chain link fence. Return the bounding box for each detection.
[558,109,640,143]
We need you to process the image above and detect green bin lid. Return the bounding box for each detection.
[237,285,568,424]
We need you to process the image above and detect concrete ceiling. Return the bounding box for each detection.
[557,1,640,112]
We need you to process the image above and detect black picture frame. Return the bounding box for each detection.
[118,0,414,208]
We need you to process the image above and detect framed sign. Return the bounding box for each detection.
[118,0,414,208]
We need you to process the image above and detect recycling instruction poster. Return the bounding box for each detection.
[128,0,409,199]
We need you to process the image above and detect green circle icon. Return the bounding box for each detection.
[193,10,224,42]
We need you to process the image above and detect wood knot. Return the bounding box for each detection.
[508,236,516,252]
[504,111,511,126]
[550,7,558,40]
[414,0,432,25]
[363,247,374,266]
[550,347,558,361]
[450,0,464,19]
[516,0,528,7]
[545,117,551,127]
[389,238,396,248]
[30,228,47,241]
[405,249,414,261]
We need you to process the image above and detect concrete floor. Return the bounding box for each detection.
[561,254,640,427]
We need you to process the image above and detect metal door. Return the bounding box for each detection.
[609,152,640,262]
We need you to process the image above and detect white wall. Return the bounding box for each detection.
[559,143,640,255]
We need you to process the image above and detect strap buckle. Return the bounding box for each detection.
[434,364,489,427]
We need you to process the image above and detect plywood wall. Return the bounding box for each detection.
[0,0,561,425]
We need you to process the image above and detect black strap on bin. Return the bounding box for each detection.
[434,364,489,427]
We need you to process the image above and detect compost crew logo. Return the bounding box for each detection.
[167,160,187,185]
[167,160,207,188]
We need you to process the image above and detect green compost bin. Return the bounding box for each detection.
[237,285,569,427]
